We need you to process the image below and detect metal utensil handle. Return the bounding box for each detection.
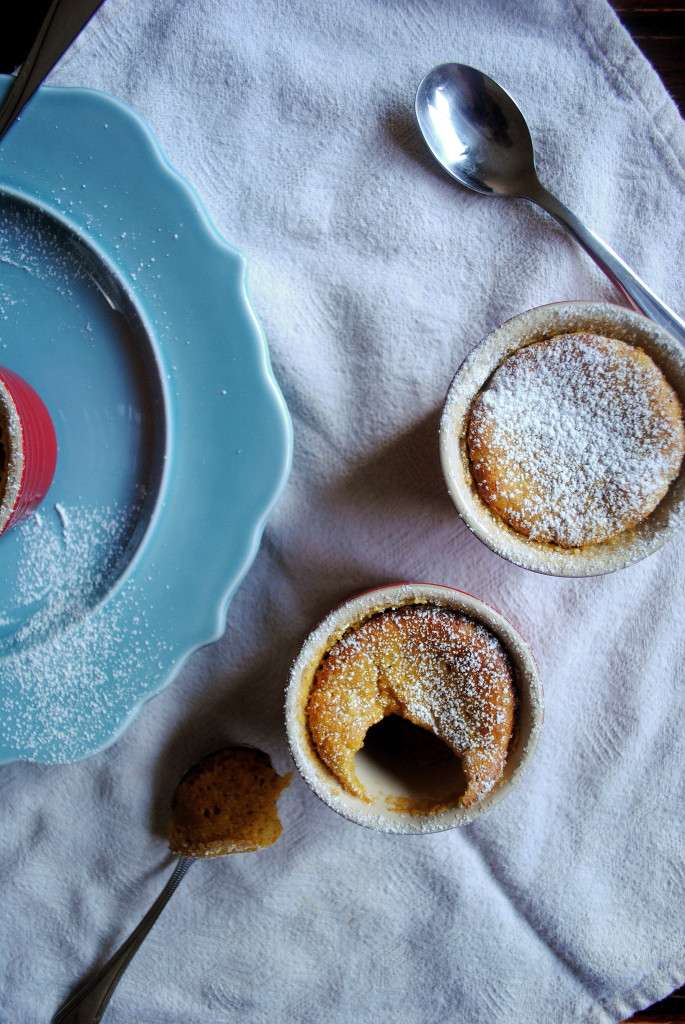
[0,0,105,142]
[52,856,194,1024]
[528,182,685,347]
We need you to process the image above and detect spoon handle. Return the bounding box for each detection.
[52,855,194,1024]
[528,182,685,347]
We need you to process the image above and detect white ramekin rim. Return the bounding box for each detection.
[0,376,25,534]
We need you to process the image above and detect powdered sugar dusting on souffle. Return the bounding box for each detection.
[466,333,685,548]
[306,604,515,811]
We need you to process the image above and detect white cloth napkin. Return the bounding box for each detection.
[2,1,685,1021]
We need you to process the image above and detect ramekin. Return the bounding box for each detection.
[440,301,685,576]
[285,582,543,834]
[0,366,58,536]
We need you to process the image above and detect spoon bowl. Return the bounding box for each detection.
[415,63,536,196]
[415,63,685,345]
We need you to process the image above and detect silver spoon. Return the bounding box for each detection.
[415,63,685,347]
[52,745,290,1024]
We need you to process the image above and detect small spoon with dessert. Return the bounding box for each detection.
[52,745,290,1024]
[415,63,685,346]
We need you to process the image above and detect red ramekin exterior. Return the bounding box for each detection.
[0,366,58,535]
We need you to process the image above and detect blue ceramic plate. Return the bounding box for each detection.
[0,77,292,764]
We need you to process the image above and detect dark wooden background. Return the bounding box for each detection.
[612,0,684,114]
[0,1,683,1022]
[590,6,685,1023]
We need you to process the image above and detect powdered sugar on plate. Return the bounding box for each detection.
[4,501,140,645]
[0,502,170,762]
[0,79,291,765]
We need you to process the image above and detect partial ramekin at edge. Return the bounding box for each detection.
[0,366,58,536]
[440,301,685,578]
[285,582,543,835]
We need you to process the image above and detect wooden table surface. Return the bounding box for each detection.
[611,0,684,115]
[1,1,683,1022]
[608,3,684,1021]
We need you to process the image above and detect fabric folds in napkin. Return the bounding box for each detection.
[2,0,685,1022]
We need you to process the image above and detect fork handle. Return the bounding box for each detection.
[526,181,685,347]
[52,856,194,1024]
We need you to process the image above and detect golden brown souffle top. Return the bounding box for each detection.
[306,604,516,813]
[466,333,685,548]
